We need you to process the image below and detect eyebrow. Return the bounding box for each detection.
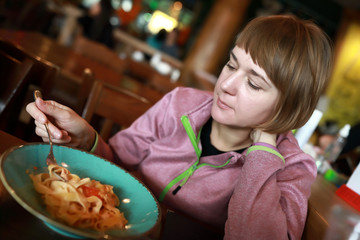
[230,50,270,87]
[249,69,270,87]
[230,51,237,61]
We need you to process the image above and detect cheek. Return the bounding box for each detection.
[235,95,277,121]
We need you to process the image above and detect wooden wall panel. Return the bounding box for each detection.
[180,0,252,88]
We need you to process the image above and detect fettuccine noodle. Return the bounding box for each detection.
[30,164,127,231]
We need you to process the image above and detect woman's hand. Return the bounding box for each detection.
[251,129,277,146]
[26,98,96,151]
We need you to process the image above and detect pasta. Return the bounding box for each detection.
[30,164,128,231]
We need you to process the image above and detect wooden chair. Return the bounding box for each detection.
[0,39,60,98]
[0,50,33,131]
[82,80,153,141]
[126,58,155,83]
[0,39,60,140]
[72,35,128,76]
[119,75,164,104]
[16,67,95,142]
[125,58,182,94]
[49,68,95,114]
[149,72,183,94]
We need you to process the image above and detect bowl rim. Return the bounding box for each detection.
[0,142,162,239]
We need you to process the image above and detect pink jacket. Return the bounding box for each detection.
[93,87,317,240]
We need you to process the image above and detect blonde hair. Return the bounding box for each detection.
[236,15,333,133]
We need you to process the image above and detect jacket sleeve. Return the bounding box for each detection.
[224,134,317,240]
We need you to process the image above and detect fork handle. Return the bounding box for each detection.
[33,90,43,100]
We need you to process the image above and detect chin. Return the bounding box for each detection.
[211,111,235,127]
[210,106,223,122]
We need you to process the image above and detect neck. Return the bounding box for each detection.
[210,120,252,152]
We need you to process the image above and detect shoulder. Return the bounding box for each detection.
[148,87,213,126]
[277,131,310,160]
[166,86,212,97]
[161,87,213,106]
[144,87,213,122]
[277,131,317,176]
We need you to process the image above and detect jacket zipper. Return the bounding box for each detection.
[158,115,232,202]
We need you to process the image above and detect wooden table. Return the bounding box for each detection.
[0,131,157,240]
[0,29,164,104]
[113,29,183,70]
[303,174,360,239]
[0,130,225,240]
[0,29,123,82]
[0,131,66,240]
[0,129,359,240]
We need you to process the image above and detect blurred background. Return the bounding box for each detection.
[1,0,360,133]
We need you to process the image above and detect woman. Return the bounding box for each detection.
[26,15,333,239]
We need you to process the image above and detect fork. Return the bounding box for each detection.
[33,90,66,181]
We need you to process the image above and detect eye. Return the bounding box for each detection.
[247,80,261,91]
[226,62,236,71]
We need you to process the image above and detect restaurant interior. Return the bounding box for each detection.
[1,0,360,239]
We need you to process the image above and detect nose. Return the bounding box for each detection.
[220,71,242,96]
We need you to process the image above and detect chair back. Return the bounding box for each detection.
[49,68,95,114]
[149,72,183,94]
[126,58,155,83]
[0,39,60,98]
[0,50,33,116]
[0,39,60,139]
[82,80,153,141]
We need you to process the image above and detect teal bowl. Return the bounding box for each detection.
[0,143,161,239]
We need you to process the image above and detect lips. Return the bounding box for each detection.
[217,97,231,110]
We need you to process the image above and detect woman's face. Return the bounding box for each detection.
[211,46,280,129]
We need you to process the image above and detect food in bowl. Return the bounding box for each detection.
[0,144,160,239]
[30,164,128,231]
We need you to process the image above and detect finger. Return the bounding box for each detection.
[35,122,71,144]
[35,126,49,142]
[46,122,63,139]
[33,109,63,139]
[51,135,72,144]
[36,120,69,142]
[34,120,47,135]
[250,129,259,141]
[26,102,47,124]
[38,119,71,140]
[34,120,45,131]
[250,130,255,141]
[35,98,72,122]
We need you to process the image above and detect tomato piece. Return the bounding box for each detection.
[81,186,101,199]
